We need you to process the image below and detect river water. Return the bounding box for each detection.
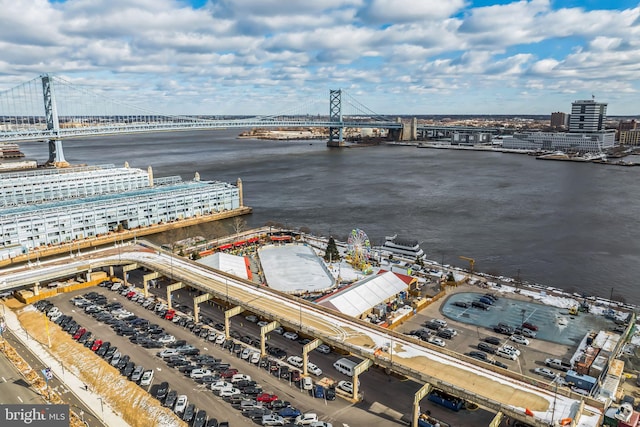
[17,130,640,303]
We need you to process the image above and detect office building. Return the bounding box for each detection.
[550,112,568,129]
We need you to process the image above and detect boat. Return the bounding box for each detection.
[379,234,425,259]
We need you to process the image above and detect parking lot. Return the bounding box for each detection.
[48,276,437,427]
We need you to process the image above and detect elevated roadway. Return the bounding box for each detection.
[0,245,603,427]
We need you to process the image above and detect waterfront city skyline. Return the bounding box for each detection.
[1,0,639,116]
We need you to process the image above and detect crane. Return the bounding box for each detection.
[459,256,475,274]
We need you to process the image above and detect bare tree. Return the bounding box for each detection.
[232,216,247,237]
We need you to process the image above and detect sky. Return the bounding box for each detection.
[0,0,639,116]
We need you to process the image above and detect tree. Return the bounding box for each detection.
[324,237,340,262]
[232,216,247,236]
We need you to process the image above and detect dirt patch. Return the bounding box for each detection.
[3,298,26,310]
[18,309,185,427]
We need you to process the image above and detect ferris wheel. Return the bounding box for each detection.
[347,228,371,271]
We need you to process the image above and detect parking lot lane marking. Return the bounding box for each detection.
[2,377,6,382]
[17,396,23,403]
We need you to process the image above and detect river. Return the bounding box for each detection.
[17,130,640,303]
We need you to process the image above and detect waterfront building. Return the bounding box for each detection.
[503,99,615,152]
[569,99,607,133]
[620,129,640,146]
[550,112,568,129]
[0,164,241,256]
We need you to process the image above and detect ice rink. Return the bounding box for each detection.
[258,244,335,294]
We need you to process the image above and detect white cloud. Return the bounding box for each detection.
[0,0,639,114]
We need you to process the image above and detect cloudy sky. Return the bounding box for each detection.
[1,0,639,116]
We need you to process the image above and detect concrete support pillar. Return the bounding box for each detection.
[194,301,200,324]
[86,269,92,282]
[166,282,184,310]
[142,271,160,298]
[193,293,213,324]
[109,266,114,277]
[412,383,432,427]
[34,282,40,296]
[224,306,243,339]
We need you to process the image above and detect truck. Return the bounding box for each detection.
[545,358,572,372]
[427,389,464,412]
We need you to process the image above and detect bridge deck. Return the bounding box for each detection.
[0,246,602,427]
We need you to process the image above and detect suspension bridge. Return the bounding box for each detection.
[0,74,497,165]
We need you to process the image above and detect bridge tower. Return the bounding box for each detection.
[327,89,344,147]
[41,74,68,167]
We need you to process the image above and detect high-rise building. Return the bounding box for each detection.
[550,112,568,129]
[569,99,607,133]
[503,99,615,152]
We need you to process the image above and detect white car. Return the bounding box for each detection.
[294,413,319,426]
[510,335,530,345]
[496,348,517,360]
[158,334,176,344]
[140,370,154,386]
[273,327,284,335]
[190,369,212,379]
[219,387,241,397]
[173,395,188,414]
[262,414,286,426]
[287,356,304,368]
[310,422,333,427]
[337,380,353,394]
[307,362,322,376]
[231,374,251,383]
[534,367,557,379]
[215,334,226,345]
[428,337,446,347]
[315,344,331,354]
[49,311,63,322]
[250,352,261,364]
[501,345,521,356]
[241,348,252,360]
[283,331,299,340]
[211,381,232,391]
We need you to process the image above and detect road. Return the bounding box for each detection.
[0,347,46,406]
[1,328,105,427]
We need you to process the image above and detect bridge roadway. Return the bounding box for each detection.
[0,120,498,144]
[0,246,602,427]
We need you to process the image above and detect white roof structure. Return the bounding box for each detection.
[258,244,334,294]
[197,252,250,280]
[317,271,409,317]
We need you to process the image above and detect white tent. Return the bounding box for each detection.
[317,271,408,317]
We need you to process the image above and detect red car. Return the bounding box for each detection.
[73,327,86,340]
[126,291,136,299]
[522,322,538,331]
[256,393,278,403]
[220,369,238,379]
[164,309,176,320]
[91,339,103,352]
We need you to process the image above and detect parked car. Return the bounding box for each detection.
[283,331,299,340]
[294,413,319,426]
[315,344,331,354]
[182,404,196,423]
[140,370,154,387]
[522,322,538,331]
[484,336,501,345]
[312,384,325,399]
[427,337,446,347]
[155,381,169,401]
[262,414,286,426]
[193,410,207,427]
[287,356,303,368]
[534,367,558,379]
[337,381,353,394]
[279,407,302,418]
[510,335,530,345]
[173,395,188,414]
[256,393,278,403]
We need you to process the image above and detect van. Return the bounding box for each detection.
[333,358,358,376]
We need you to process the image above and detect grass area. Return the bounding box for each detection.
[17,308,185,427]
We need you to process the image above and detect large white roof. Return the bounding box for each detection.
[318,271,408,317]
[197,252,250,280]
